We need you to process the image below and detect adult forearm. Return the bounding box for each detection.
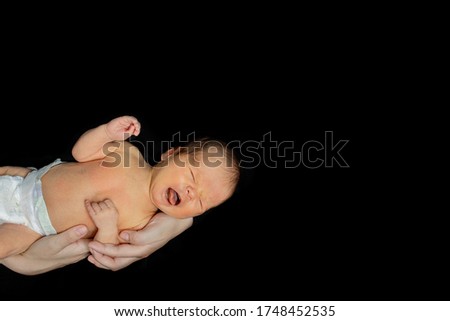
[0,225,90,275]
[1,255,48,275]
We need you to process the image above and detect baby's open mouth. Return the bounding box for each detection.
[167,188,181,206]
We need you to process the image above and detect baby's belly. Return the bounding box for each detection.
[44,187,98,237]
[40,161,153,237]
[40,165,104,237]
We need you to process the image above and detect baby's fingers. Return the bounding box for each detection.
[126,122,140,136]
[84,200,98,216]
[103,199,116,209]
[85,200,100,217]
[132,121,141,136]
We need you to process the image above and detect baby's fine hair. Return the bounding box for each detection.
[176,137,240,190]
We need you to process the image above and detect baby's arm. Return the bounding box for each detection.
[0,166,32,177]
[85,199,120,244]
[72,115,141,162]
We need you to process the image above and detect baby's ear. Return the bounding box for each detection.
[160,147,179,161]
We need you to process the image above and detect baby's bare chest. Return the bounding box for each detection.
[43,162,154,231]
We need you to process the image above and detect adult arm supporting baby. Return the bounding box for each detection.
[0,225,90,275]
[0,211,192,274]
[87,213,193,271]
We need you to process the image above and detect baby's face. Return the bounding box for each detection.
[149,152,234,219]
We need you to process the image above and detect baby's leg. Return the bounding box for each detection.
[0,223,42,259]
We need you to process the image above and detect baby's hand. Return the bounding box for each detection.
[85,199,119,230]
[105,115,141,141]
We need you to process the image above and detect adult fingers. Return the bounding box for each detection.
[88,251,136,271]
[88,241,147,258]
[59,238,91,257]
[87,251,110,270]
[120,216,193,245]
[61,252,90,266]
[49,225,88,252]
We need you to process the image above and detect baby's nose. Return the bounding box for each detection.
[186,186,196,200]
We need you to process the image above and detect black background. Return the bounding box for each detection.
[0,16,446,301]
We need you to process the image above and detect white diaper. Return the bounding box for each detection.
[0,159,62,236]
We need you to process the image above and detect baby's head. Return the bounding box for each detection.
[150,138,240,219]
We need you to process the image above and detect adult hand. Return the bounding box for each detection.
[87,213,193,271]
[0,225,90,275]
